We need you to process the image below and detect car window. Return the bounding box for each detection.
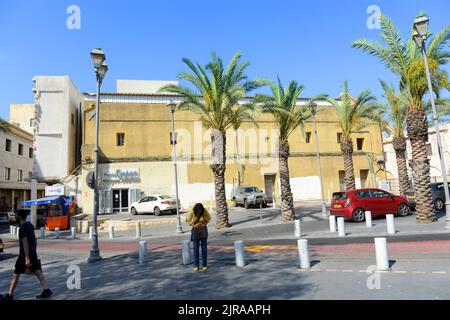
[149,196,158,201]
[0,212,7,217]
[332,192,348,200]
[372,190,390,198]
[355,190,372,198]
[140,197,150,202]
[159,196,172,199]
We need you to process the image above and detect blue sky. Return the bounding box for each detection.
[0,0,449,119]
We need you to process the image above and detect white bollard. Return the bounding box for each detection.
[16,226,20,236]
[294,220,301,238]
[10,225,13,235]
[386,214,396,234]
[329,215,336,232]
[337,217,346,237]
[365,211,373,228]
[374,237,389,271]
[40,227,45,239]
[234,241,245,267]
[55,227,60,239]
[11,226,16,236]
[89,226,93,240]
[109,225,115,239]
[139,240,147,264]
[181,240,192,265]
[71,227,76,239]
[297,239,311,269]
[136,222,141,239]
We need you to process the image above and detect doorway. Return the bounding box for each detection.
[360,170,369,188]
[264,174,276,203]
[112,189,129,213]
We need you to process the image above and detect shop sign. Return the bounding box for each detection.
[103,168,140,182]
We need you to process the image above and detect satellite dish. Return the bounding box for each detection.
[86,171,96,190]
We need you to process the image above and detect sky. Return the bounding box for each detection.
[0,0,449,120]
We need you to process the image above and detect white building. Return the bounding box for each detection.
[384,123,450,193]
[0,119,45,212]
[10,76,84,199]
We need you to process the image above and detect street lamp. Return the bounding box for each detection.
[167,100,183,234]
[412,16,450,228]
[89,48,107,262]
[311,103,328,218]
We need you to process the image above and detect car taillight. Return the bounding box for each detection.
[345,198,351,208]
[161,201,170,204]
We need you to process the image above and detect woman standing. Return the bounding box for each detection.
[187,203,211,271]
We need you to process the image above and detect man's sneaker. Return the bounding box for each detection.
[0,293,13,301]
[36,289,52,299]
[193,267,199,272]
[202,267,208,271]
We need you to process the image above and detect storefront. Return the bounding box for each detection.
[99,167,141,214]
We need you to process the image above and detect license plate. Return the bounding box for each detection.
[408,195,416,199]
[334,204,342,208]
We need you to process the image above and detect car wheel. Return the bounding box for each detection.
[154,207,161,216]
[131,207,138,216]
[397,203,410,217]
[244,200,250,209]
[351,208,365,222]
[262,203,268,208]
[234,201,239,207]
[434,199,444,211]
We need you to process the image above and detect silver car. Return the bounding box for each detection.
[231,186,268,209]
[0,212,14,224]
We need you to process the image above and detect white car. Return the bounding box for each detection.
[130,195,180,216]
[0,212,15,224]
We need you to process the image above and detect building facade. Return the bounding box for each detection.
[0,119,45,212]
[78,80,386,214]
[384,123,450,194]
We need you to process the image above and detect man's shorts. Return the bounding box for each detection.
[14,256,42,275]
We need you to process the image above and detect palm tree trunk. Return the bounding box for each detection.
[279,140,295,221]
[406,108,437,223]
[340,138,356,190]
[392,136,410,195]
[211,130,230,229]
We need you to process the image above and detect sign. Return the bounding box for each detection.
[103,168,140,182]
[45,184,65,196]
[379,180,391,192]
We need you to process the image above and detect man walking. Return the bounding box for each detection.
[1,210,52,300]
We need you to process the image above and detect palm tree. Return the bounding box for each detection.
[327,81,378,191]
[352,13,449,223]
[378,80,410,194]
[160,52,263,229]
[255,77,326,221]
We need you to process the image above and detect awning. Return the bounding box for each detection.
[22,196,62,206]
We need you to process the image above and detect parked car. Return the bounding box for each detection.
[330,188,410,222]
[231,186,268,209]
[405,182,450,211]
[0,212,15,224]
[0,238,3,253]
[130,195,180,216]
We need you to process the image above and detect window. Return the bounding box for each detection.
[338,170,346,192]
[5,168,10,181]
[426,143,432,156]
[5,139,11,152]
[305,132,312,144]
[28,172,32,179]
[29,118,34,127]
[355,190,371,198]
[71,113,75,125]
[29,148,33,158]
[17,170,22,182]
[337,133,342,144]
[18,143,23,155]
[356,138,365,151]
[116,133,125,146]
[372,189,391,198]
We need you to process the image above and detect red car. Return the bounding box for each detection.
[330,188,410,222]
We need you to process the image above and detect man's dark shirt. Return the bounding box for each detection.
[18,222,37,258]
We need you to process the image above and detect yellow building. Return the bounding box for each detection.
[79,81,386,214]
